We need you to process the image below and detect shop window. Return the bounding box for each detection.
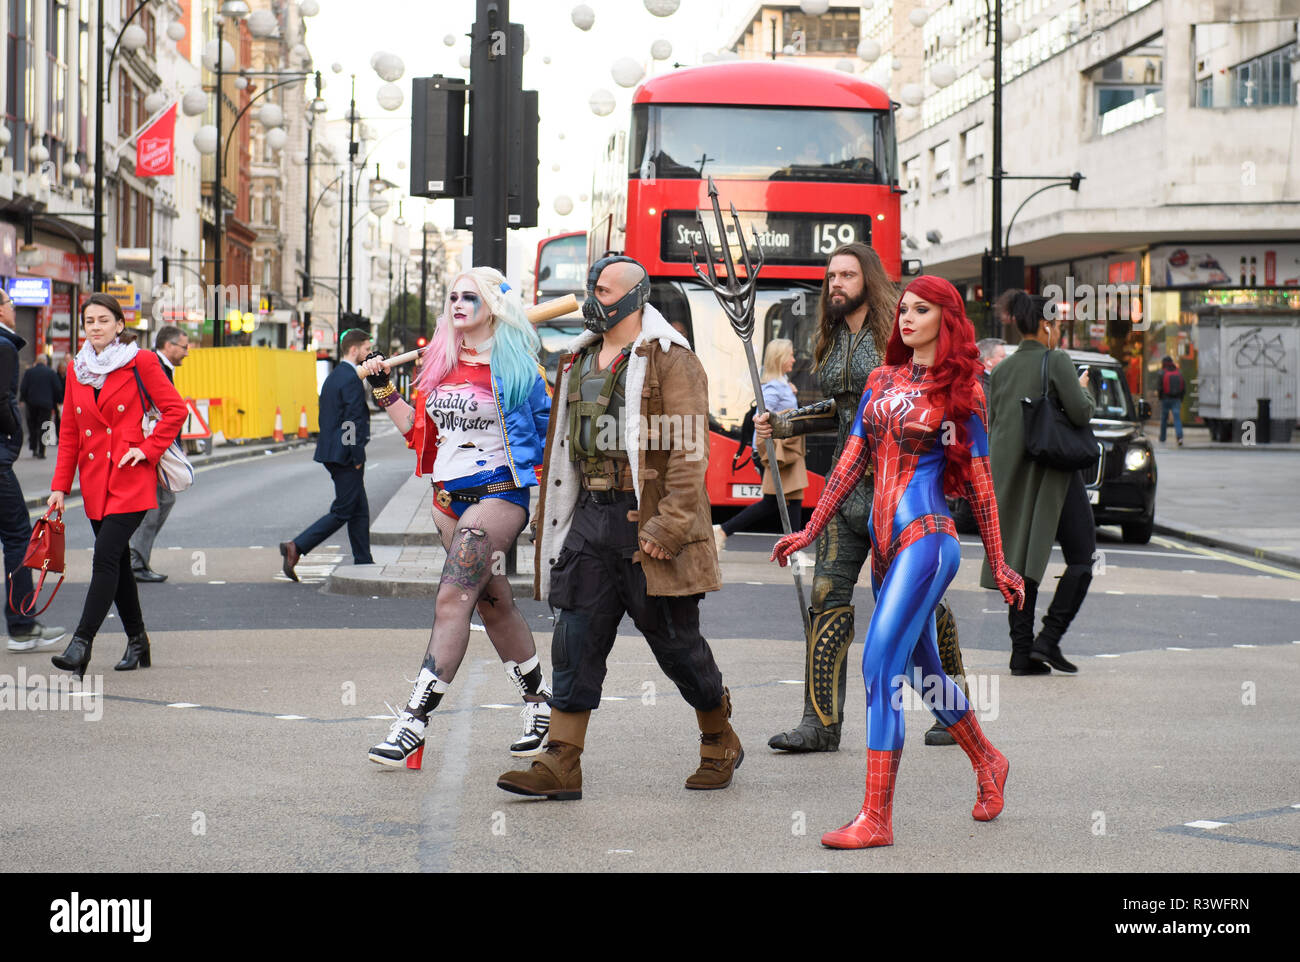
[781,9,860,54]
[930,140,951,196]
[961,124,983,181]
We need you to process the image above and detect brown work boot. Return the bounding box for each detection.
[685,688,744,790]
[496,708,588,801]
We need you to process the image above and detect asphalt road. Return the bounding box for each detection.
[3,426,1297,873]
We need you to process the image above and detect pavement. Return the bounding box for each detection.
[1150,425,1300,570]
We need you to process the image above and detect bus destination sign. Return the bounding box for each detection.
[661,211,872,266]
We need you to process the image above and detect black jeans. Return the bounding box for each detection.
[547,492,725,713]
[0,446,36,633]
[1055,470,1097,566]
[75,511,147,641]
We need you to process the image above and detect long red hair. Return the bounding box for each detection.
[885,275,983,496]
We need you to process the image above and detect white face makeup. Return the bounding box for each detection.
[448,277,492,344]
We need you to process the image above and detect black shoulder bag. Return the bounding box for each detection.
[1021,350,1099,472]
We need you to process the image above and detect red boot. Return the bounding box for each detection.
[821,749,901,849]
[946,710,1009,821]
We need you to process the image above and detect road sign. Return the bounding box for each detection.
[103,281,134,304]
[180,398,212,440]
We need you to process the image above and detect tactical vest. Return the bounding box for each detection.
[567,345,632,488]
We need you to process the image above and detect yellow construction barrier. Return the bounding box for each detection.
[174,347,320,440]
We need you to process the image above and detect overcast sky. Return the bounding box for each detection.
[304,0,750,268]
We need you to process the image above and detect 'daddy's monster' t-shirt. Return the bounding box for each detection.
[426,360,507,482]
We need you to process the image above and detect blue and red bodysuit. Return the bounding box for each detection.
[780,360,1022,752]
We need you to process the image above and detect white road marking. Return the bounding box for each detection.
[1167,647,1191,651]
[274,715,308,720]
[1201,594,1219,599]
[600,696,627,702]
[480,704,515,710]
[607,849,634,854]
[167,702,199,709]
[1105,590,1125,595]
[1184,820,1229,830]
[249,545,264,549]
[1233,644,1257,648]
[208,580,226,585]
[365,715,393,720]
[778,680,802,685]
[1096,653,1121,659]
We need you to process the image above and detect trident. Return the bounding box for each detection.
[691,177,811,640]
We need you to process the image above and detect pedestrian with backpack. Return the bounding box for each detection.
[1158,356,1185,445]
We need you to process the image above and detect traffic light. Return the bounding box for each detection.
[410,76,468,199]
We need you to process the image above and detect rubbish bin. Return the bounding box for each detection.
[1256,398,1271,444]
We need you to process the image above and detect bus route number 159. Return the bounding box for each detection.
[814,223,859,254]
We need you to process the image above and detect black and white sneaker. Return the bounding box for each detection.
[368,712,426,767]
[510,700,551,756]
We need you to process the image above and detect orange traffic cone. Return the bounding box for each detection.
[297,405,310,439]
[273,406,285,442]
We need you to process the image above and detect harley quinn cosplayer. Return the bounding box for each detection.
[360,267,553,768]
[773,275,1025,849]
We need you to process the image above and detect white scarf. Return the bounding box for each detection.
[73,338,140,390]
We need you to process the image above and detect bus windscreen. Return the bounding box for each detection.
[630,104,888,184]
[536,233,588,300]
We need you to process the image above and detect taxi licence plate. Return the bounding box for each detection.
[732,484,762,500]
[1087,488,1100,504]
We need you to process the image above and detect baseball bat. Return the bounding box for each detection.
[376,293,580,370]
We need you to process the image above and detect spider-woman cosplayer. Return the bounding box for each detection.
[361,267,553,768]
[773,276,1025,848]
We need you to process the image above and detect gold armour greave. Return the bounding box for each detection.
[808,605,855,727]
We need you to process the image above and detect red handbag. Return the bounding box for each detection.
[9,508,66,616]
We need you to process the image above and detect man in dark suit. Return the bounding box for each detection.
[19,354,62,458]
[280,326,375,579]
[130,325,189,582]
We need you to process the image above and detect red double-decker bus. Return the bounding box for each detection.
[536,60,910,516]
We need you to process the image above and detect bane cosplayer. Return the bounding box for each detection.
[763,243,974,752]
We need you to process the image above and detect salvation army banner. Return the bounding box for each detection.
[136,105,177,177]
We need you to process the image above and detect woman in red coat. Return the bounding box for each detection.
[47,293,187,678]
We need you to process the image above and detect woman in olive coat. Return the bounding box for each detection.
[980,292,1095,674]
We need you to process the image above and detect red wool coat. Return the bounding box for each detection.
[50,351,188,520]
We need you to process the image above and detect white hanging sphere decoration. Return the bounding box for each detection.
[266,127,288,151]
[182,87,209,116]
[979,60,995,80]
[144,90,168,115]
[571,4,595,31]
[459,53,471,69]
[292,43,310,62]
[374,52,405,83]
[331,61,343,74]
[940,31,957,49]
[166,22,186,42]
[702,52,717,63]
[81,171,95,188]
[121,24,148,52]
[543,55,552,64]
[651,39,673,61]
[899,83,924,106]
[194,125,219,155]
[558,132,566,140]
[835,59,854,73]
[397,160,406,169]
[257,103,285,128]
[579,192,589,203]
[643,0,680,16]
[202,39,236,71]
[901,106,919,121]
[376,83,404,111]
[552,163,561,172]
[1003,21,1022,43]
[611,57,645,88]
[931,63,957,88]
[443,34,456,47]
[554,195,574,216]
[891,56,903,71]
[247,9,277,38]
[299,0,321,16]
[800,0,830,15]
[234,76,249,89]
[63,159,81,178]
[857,39,881,62]
[908,8,930,29]
[589,88,616,116]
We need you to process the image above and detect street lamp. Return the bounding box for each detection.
[301,71,327,349]
[211,0,249,345]
[420,222,441,342]
[1005,172,1085,255]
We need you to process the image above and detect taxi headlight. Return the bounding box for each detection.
[1124,447,1151,472]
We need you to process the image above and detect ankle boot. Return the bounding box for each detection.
[686,688,743,790]
[1031,564,1091,673]
[769,606,852,753]
[821,748,901,848]
[945,710,1009,821]
[368,668,448,769]
[1008,579,1047,673]
[51,635,93,680]
[114,631,151,671]
[497,708,588,800]
[925,600,968,746]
